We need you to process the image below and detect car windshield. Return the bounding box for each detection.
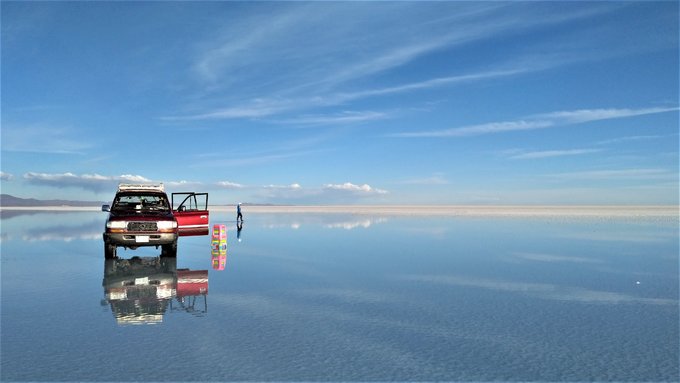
[111,194,169,212]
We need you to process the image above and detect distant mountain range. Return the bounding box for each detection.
[0,194,105,207]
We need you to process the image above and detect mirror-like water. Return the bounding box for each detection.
[1,210,678,381]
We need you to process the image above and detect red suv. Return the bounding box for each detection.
[102,184,208,258]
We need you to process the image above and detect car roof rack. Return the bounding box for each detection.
[118,183,164,192]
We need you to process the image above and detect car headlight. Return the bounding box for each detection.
[157,221,178,230]
[106,221,126,229]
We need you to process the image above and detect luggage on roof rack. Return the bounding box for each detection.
[117,183,165,192]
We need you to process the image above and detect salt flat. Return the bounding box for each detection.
[2,207,678,381]
[211,205,678,218]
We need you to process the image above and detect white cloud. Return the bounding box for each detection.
[195,150,322,168]
[216,181,245,189]
[340,68,529,101]
[511,252,602,264]
[165,67,537,122]
[403,274,675,305]
[391,106,679,138]
[280,3,609,93]
[596,134,666,145]
[255,182,389,204]
[265,183,302,190]
[509,148,602,160]
[257,183,315,203]
[19,171,389,203]
[0,172,13,181]
[23,172,152,192]
[276,111,389,125]
[324,218,386,230]
[323,182,388,195]
[163,98,298,121]
[548,168,677,181]
[535,107,679,124]
[391,120,554,138]
[190,3,506,88]
[170,3,616,122]
[192,4,316,84]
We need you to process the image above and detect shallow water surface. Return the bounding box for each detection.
[1,211,678,381]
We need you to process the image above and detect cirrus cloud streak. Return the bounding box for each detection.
[390,106,679,138]
[509,149,602,160]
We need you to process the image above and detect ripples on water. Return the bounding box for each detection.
[1,211,678,381]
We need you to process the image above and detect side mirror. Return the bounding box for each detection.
[101,204,111,212]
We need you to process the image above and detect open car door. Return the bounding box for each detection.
[172,192,209,236]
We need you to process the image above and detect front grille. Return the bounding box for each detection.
[126,286,158,299]
[127,222,158,232]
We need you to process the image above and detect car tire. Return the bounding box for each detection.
[162,240,177,258]
[104,242,117,259]
[104,259,117,276]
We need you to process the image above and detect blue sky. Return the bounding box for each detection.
[1,1,678,205]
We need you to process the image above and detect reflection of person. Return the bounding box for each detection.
[237,220,243,242]
[237,203,243,223]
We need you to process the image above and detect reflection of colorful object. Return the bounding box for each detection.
[211,250,227,270]
[211,224,227,270]
[211,240,227,252]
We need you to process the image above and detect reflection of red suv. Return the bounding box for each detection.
[102,184,208,258]
[102,256,209,325]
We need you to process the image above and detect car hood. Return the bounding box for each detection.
[108,210,175,221]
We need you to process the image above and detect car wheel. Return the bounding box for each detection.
[104,259,117,276]
[104,242,117,259]
[162,240,177,258]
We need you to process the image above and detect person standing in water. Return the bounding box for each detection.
[237,203,243,223]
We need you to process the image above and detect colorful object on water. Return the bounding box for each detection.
[211,224,227,270]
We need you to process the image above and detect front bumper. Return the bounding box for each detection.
[104,232,177,247]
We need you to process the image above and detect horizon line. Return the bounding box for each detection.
[1,205,677,219]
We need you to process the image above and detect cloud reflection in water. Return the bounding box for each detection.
[402,274,676,305]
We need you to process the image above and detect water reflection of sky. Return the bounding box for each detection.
[1,211,677,381]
